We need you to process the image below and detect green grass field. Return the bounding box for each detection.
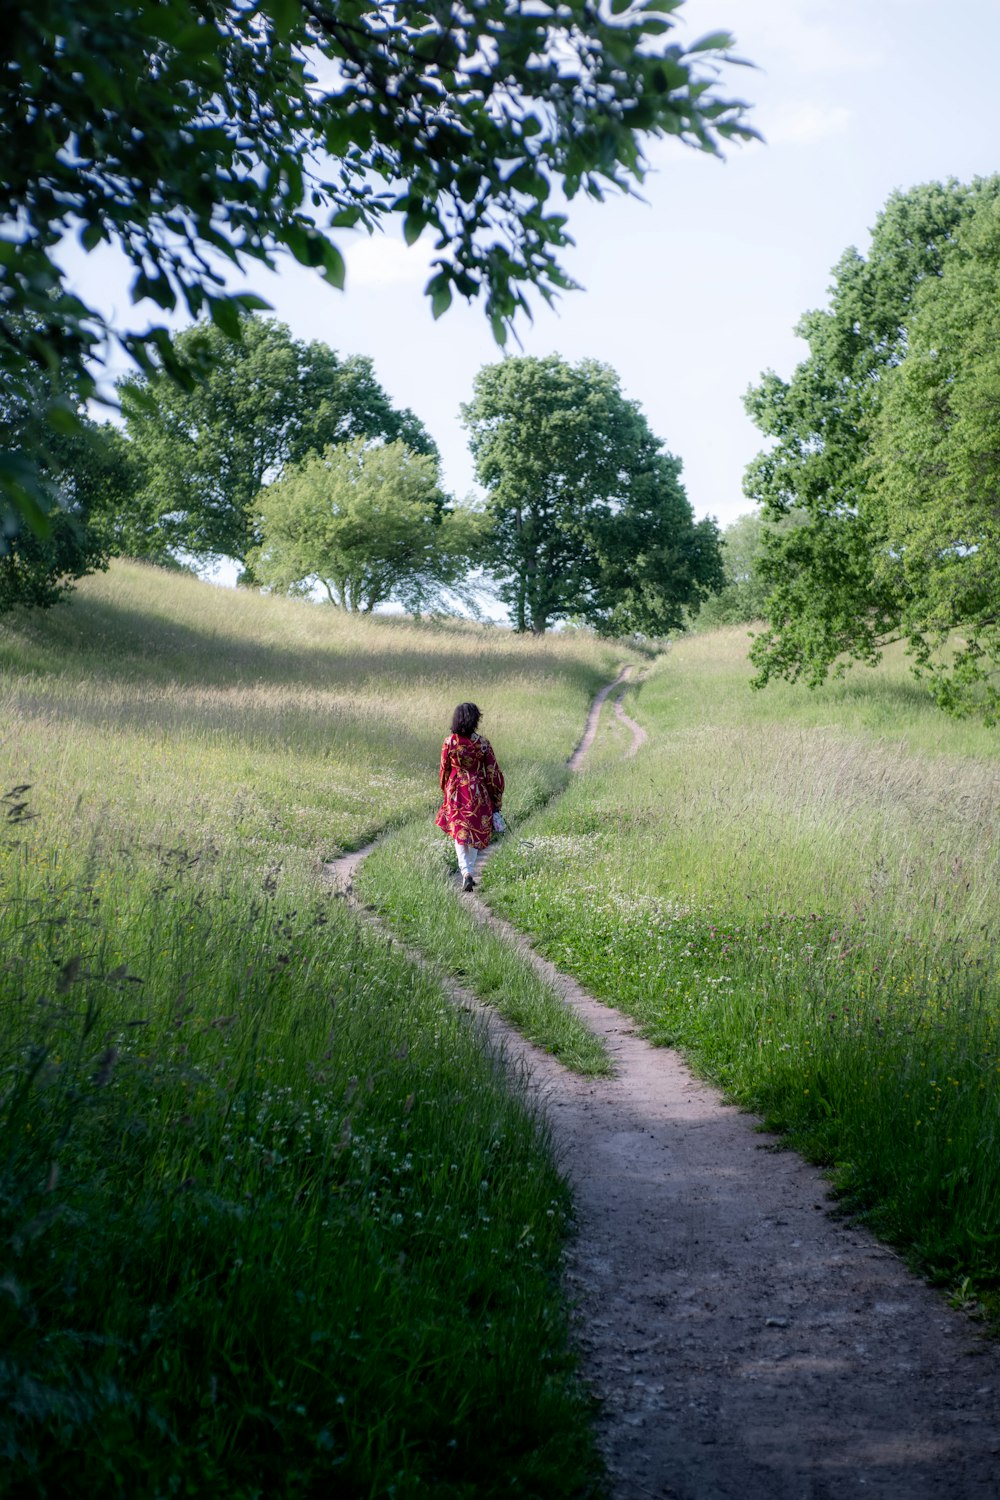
[7,563,999,1494]
[483,628,1000,1307]
[1,562,625,1498]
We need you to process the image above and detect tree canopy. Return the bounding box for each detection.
[248,437,480,613]
[1,0,755,537]
[693,510,800,630]
[743,176,1000,719]
[867,195,1000,721]
[115,315,433,569]
[0,413,122,613]
[463,354,721,634]
[585,454,723,636]
[0,311,133,611]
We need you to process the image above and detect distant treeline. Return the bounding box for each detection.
[0,317,721,638]
[6,175,1000,719]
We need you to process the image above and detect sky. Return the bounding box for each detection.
[60,0,1000,540]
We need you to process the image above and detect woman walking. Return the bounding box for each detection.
[436,702,505,892]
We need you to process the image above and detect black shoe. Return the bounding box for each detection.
[462,875,475,892]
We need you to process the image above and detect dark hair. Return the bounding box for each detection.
[451,702,481,737]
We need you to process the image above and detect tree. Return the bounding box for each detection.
[0,417,137,613]
[0,461,104,614]
[115,315,433,569]
[1,0,755,537]
[0,309,134,611]
[867,195,1000,722]
[463,355,720,634]
[743,177,1000,701]
[586,455,723,636]
[248,438,482,613]
[694,509,806,630]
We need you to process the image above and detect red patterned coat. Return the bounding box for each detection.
[435,732,505,849]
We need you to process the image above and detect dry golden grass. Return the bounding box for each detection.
[1,560,629,864]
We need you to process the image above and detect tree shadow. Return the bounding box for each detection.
[2,591,595,697]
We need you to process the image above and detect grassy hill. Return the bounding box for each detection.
[2,560,629,863]
[7,565,997,1493]
[0,562,630,1499]
[485,627,1000,1309]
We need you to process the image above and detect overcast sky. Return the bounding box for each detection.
[62,0,1000,535]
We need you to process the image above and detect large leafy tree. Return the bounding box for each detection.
[0,416,125,613]
[867,195,1000,722]
[0,310,135,611]
[248,438,481,613]
[1,0,754,538]
[691,510,785,630]
[115,315,433,568]
[743,177,1000,701]
[585,455,723,636]
[463,355,720,634]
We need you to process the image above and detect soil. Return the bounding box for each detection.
[327,674,1000,1499]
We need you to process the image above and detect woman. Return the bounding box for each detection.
[435,701,505,892]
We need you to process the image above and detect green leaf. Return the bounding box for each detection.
[687,31,735,54]
[0,452,51,538]
[130,269,177,312]
[329,206,363,229]
[45,399,82,436]
[267,0,302,41]
[120,382,160,417]
[285,222,324,267]
[403,213,426,247]
[208,298,244,339]
[430,282,452,320]
[324,117,358,156]
[456,167,481,204]
[321,242,346,290]
[172,22,223,56]
[506,163,550,202]
[652,58,688,91]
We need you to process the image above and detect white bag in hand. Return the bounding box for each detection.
[492,811,506,834]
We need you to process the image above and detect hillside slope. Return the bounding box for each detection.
[0,563,631,1499]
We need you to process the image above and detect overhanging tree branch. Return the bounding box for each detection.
[1,0,756,539]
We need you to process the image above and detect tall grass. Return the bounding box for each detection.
[0,562,623,1496]
[356,824,612,1077]
[485,629,1000,1305]
[1,827,598,1495]
[1,560,623,866]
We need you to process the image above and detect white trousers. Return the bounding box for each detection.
[454,841,481,879]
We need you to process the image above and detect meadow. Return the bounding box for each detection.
[0,562,627,1498]
[7,561,998,1495]
[483,629,1000,1308]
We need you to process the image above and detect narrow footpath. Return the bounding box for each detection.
[330,673,1000,1500]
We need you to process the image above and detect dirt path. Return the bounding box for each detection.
[567,665,638,769]
[468,908,1000,1498]
[329,678,1000,1499]
[614,680,648,758]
